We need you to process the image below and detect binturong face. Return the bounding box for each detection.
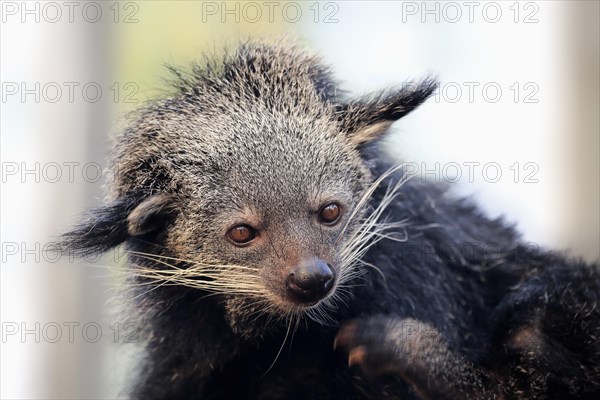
[153,108,375,332]
[62,42,437,336]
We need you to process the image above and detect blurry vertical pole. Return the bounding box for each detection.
[562,1,600,261]
[78,5,115,398]
[38,4,114,399]
[0,3,112,398]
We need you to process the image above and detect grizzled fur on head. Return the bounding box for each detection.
[63,40,437,335]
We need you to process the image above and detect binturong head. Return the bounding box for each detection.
[62,40,437,336]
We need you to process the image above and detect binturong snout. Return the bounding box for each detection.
[285,258,335,305]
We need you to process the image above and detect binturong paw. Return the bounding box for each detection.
[334,316,435,377]
[334,316,499,400]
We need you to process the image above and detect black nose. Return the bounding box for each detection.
[286,258,335,304]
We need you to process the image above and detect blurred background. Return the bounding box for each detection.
[1,1,598,398]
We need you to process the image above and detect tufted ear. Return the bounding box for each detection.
[61,194,176,257]
[126,194,177,236]
[337,77,438,147]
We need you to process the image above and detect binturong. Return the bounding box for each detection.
[62,40,600,399]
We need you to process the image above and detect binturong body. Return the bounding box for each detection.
[63,41,600,399]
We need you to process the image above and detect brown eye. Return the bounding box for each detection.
[318,203,342,225]
[227,225,257,245]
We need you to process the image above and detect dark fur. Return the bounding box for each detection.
[63,40,600,399]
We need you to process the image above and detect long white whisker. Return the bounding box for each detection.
[261,317,293,377]
[336,165,413,297]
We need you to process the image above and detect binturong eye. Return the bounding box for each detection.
[227,224,257,245]
[318,203,342,225]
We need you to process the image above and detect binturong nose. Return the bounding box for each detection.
[285,258,335,304]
